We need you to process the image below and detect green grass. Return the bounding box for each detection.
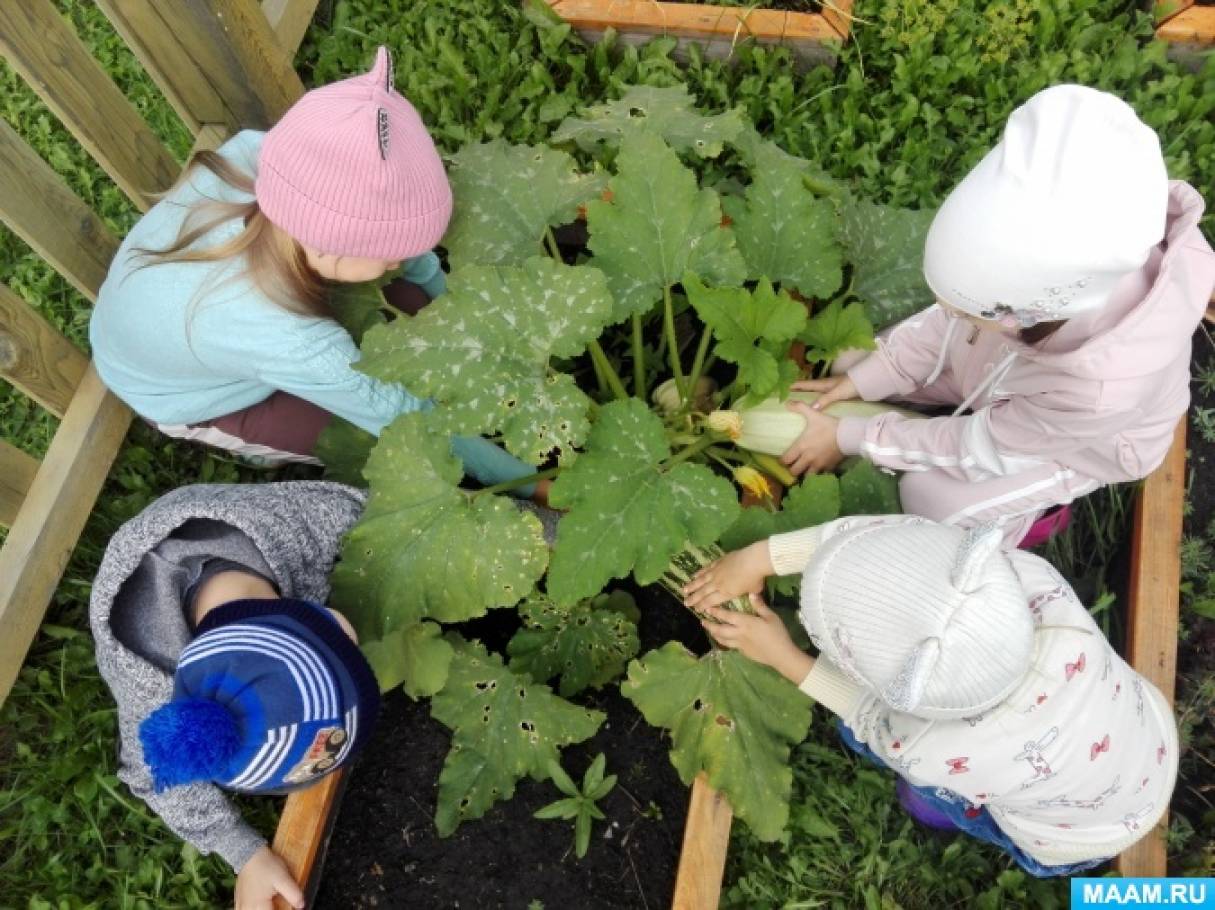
[2,0,1213,905]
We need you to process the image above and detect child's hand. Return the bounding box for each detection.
[699,595,814,684]
[780,400,844,476]
[791,376,858,410]
[236,846,304,910]
[683,541,773,611]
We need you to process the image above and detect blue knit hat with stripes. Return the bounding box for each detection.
[139,598,380,793]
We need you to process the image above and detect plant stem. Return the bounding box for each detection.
[685,325,713,405]
[660,434,717,472]
[472,466,559,498]
[631,312,647,399]
[588,346,610,399]
[544,227,562,261]
[706,444,746,464]
[663,286,686,400]
[587,339,629,400]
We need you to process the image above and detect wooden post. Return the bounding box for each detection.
[262,0,323,55]
[1115,420,1186,877]
[95,0,306,135]
[671,774,734,909]
[0,441,40,530]
[271,770,347,910]
[0,365,131,702]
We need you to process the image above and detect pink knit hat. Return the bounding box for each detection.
[256,47,452,260]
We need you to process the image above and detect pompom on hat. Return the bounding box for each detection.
[139,598,379,793]
[923,84,1169,327]
[255,46,452,261]
[799,519,1034,720]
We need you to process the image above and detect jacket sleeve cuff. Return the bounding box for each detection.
[797,658,863,717]
[847,352,902,401]
[767,526,824,576]
[217,824,268,872]
[835,416,868,457]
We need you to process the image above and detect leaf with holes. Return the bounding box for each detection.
[330,414,548,641]
[546,399,740,605]
[357,258,613,465]
[444,141,607,270]
[722,144,843,299]
[839,459,902,516]
[838,195,936,331]
[586,132,746,322]
[362,621,454,698]
[313,417,376,487]
[683,274,806,404]
[799,300,876,365]
[552,84,746,159]
[507,591,640,696]
[622,643,811,841]
[432,637,604,835]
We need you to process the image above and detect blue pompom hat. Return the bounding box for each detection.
[139,598,380,793]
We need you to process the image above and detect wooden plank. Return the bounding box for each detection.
[189,123,234,159]
[271,769,347,910]
[262,0,322,56]
[1156,4,1215,43]
[545,0,845,68]
[0,364,132,704]
[95,0,305,136]
[0,0,179,212]
[671,774,733,910]
[0,440,40,530]
[1114,419,1186,877]
[818,0,855,39]
[0,119,121,303]
[0,282,88,418]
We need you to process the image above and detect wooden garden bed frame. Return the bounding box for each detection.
[1154,0,1215,65]
[539,0,856,70]
[0,1,1187,906]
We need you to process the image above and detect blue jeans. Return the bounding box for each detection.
[836,722,1108,878]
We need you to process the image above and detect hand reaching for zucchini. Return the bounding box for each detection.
[779,400,845,476]
[791,376,858,409]
[698,595,814,685]
[683,540,773,611]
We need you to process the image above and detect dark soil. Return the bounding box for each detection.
[1186,327,1215,539]
[315,585,707,910]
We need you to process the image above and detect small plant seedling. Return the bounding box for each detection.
[534,754,617,859]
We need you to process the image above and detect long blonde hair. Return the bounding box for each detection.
[130,150,331,318]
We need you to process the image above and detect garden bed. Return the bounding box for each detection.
[313,583,703,909]
[1154,0,1215,68]
[538,0,854,69]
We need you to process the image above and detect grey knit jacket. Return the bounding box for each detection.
[89,482,366,871]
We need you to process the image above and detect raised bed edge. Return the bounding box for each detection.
[541,0,856,69]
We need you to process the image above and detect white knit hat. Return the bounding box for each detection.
[923,84,1168,327]
[800,519,1034,719]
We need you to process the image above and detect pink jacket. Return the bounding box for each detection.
[838,182,1215,484]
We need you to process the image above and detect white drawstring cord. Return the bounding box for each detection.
[924,312,958,387]
[953,350,1017,416]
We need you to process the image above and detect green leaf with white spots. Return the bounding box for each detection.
[839,459,903,516]
[330,414,548,641]
[621,643,812,842]
[432,637,604,835]
[553,84,746,159]
[838,195,936,331]
[362,621,454,698]
[507,591,640,696]
[683,274,806,404]
[586,132,746,322]
[799,300,876,365]
[444,141,607,270]
[313,417,376,487]
[357,258,613,465]
[719,474,842,551]
[722,146,843,299]
[547,399,740,605]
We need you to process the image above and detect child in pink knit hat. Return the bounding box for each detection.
[91,48,550,503]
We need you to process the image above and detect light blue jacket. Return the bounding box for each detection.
[90,130,533,490]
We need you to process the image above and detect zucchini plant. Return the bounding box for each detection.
[324,85,934,845]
